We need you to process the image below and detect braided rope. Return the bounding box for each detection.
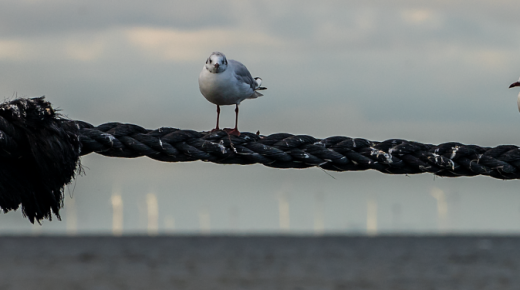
[75,121,520,180]
[1,97,518,223]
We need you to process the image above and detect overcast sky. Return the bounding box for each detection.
[2,0,520,234]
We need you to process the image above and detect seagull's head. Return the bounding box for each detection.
[205,52,228,73]
[509,78,520,89]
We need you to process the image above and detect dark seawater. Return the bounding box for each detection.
[0,236,519,290]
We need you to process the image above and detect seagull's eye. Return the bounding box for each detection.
[206,59,208,64]
[209,59,212,64]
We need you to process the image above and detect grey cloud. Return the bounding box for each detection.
[0,0,235,37]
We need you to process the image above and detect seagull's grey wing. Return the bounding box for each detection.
[229,59,256,90]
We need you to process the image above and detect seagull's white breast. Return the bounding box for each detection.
[198,65,255,106]
[517,92,520,112]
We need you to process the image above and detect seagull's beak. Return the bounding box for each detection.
[214,63,219,70]
[509,82,520,88]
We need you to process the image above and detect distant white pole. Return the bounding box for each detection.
[146,193,158,236]
[199,207,211,234]
[366,197,378,236]
[31,221,42,236]
[164,215,175,233]
[430,187,448,233]
[278,193,290,232]
[66,197,78,236]
[314,193,325,235]
[229,207,239,233]
[392,203,402,231]
[111,193,123,236]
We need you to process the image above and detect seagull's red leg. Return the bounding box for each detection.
[234,104,239,131]
[215,105,220,130]
[224,104,240,136]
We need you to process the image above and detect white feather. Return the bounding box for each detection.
[517,92,520,112]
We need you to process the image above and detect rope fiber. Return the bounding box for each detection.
[2,97,519,222]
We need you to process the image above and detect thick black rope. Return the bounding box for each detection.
[1,97,519,222]
[77,122,520,179]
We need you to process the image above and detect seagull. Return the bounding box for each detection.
[198,52,266,136]
[509,77,520,112]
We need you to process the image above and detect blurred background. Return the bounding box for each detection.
[1,0,520,235]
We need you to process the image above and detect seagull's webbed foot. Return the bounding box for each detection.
[223,128,240,136]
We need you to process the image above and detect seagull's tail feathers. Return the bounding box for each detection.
[254,77,267,91]
[247,77,265,99]
[249,91,263,99]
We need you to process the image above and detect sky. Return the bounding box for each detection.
[1,0,520,235]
